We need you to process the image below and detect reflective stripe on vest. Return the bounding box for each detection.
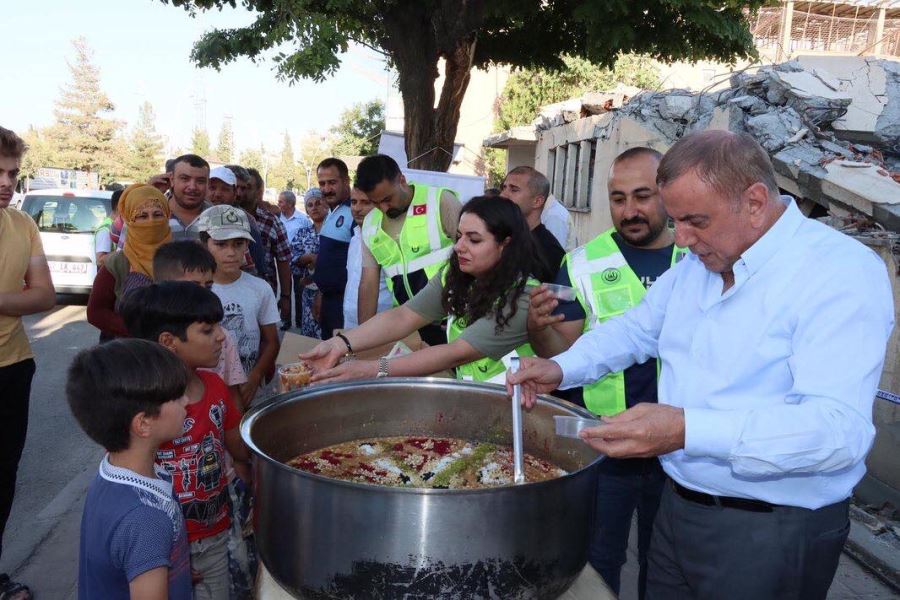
[362,183,455,303]
[446,278,538,385]
[566,229,686,416]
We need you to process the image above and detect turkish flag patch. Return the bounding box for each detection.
[413,205,427,216]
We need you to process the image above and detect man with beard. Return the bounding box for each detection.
[312,158,355,339]
[526,146,685,599]
[246,167,293,324]
[167,154,211,240]
[356,154,462,346]
[224,164,267,278]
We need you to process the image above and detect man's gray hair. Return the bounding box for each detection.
[657,131,779,200]
[506,166,550,200]
[280,190,297,206]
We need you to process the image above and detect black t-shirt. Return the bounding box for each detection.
[531,224,566,283]
[552,233,675,409]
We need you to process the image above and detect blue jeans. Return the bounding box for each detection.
[589,457,665,599]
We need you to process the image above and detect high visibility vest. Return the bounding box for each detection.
[566,228,687,416]
[95,216,112,241]
[361,183,455,304]
[446,279,538,385]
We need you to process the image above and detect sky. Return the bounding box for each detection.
[1,0,393,158]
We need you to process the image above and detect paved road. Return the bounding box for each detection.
[1,299,896,598]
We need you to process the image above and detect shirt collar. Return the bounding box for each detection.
[99,454,173,502]
[737,195,803,277]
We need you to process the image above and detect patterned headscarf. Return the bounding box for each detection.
[120,184,171,277]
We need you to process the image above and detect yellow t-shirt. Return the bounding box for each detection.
[0,208,44,367]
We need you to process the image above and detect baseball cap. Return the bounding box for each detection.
[197,205,254,241]
[209,166,237,186]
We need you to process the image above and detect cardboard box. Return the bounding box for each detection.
[276,330,423,367]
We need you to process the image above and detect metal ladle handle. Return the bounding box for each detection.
[509,357,525,484]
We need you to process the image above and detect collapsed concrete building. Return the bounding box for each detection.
[485,56,900,581]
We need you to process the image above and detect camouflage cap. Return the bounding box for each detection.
[197,205,254,242]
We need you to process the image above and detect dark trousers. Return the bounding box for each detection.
[0,359,35,560]
[292,274,305,329]
[647,481,849,600]
[319,293,344,340]
[589,457,664,599]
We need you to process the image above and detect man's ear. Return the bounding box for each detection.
[744,182,771,228]
[157,331,179,353]
[534,194,548,211]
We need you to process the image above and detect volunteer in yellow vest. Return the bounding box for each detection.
[302,197,537,384]
[355,154,462,347]
[527,147,684,600]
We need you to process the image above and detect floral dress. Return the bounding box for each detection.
[290,223,322,339]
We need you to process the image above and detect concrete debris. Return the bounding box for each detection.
[532,84,641,130]
[875,60,900,149]
[745,108,805,152]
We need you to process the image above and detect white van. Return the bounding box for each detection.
[20,189,113,294]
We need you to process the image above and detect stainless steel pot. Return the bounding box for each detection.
[241,378,603,599]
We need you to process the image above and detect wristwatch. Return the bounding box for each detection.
[376,356,390,378]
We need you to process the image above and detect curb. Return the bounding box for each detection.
[844,507,900,593]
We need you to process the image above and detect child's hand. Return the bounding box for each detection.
[240,371,262,408]
[300,338,346,374]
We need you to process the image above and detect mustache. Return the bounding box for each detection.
[620,217,649,227]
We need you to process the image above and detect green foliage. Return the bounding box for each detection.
[496,54,661,131]
[329,99,384,157]
[191,128,211,157]
[19,127,56,182]
[46,38,121,180]
[269,132,298,192]
[480,148,507,189]
[297,133,332,191]
[160,0,765,171]
[239,145,265,174]
[215,119,234,163]
[125,102,165,182]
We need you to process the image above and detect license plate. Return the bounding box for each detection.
[49,261,88,274]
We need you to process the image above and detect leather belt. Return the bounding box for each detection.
[671,480,775,513]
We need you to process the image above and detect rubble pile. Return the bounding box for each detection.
[533,60,900,213]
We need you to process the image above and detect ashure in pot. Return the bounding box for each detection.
[241,378,603,599]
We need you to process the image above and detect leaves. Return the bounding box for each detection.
[329,99,384,157]
[124,101,166,182]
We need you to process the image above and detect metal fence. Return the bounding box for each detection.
[752,5,900,57]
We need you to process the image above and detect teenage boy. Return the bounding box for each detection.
[119,281,251,600]
[197,205,280,406]
[344,187,393,329]
[67,338,192,600]
[153,241,248,410]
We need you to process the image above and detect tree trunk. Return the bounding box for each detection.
[384,3,481,172]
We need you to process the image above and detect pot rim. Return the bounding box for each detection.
[240,377,604,496]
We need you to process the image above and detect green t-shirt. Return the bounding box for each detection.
[405,275,531,360]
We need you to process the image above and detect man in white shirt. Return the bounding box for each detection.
[278,190,312,328]
[344,187,393,329]
[511,130,895,599]
[541,194,576,250]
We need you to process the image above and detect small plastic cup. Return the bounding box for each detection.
[542,283,578,302]
[278,362,312,393]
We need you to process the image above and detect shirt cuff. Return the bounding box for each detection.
[554,348,592,390]
[683,407,746,461]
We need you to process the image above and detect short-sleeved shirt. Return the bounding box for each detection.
[254,206,292,290]
[313,200,354,296]
[280,211,312,248]
[199,328,247,387]
[0,208,44,367]
[156,371,241,542]
[79,456,191,600]
[405,274,531,360]
[553,233,676,407]
[213,271,280,373]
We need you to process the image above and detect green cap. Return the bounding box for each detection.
[197,205,254,242]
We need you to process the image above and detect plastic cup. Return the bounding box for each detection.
[541,283,578,302]
[278,362,312,393]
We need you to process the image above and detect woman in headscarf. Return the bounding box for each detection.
[87,184,172,340]
[290,188,328,338]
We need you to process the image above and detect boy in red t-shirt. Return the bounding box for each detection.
[120,281,250,600]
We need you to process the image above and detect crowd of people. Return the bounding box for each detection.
[0,121,894,600]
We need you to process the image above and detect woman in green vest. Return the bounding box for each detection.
[302,196,544,384]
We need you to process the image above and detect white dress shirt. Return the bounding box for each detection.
[343,229,394,329]
[541,195,577,251]
[554,197,894,509]
[280,210,312,246]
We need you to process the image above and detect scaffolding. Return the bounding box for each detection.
[752,1,900,57]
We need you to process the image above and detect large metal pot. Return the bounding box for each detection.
[241,378,603,599]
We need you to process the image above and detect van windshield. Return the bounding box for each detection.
[22,195,111,234]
